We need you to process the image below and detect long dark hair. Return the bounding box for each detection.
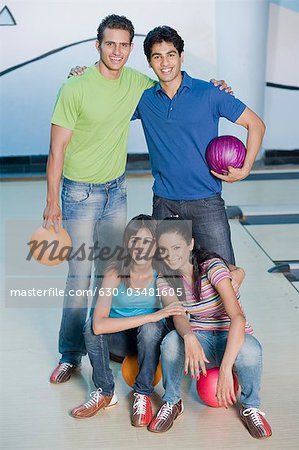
[156,217,226,301]
[108,214,157,288]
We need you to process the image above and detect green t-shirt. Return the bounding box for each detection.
[51,65,155,183]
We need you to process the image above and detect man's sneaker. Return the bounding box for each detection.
[148,400,184,433]
[240,407,272,439]
[50,363,77,383]
[131,393,153,427]
[71,388,118,418]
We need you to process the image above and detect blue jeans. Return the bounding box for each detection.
[152,194,235,264]
[84,318,169,396]
[160,330,263,408]
[59,175,127,365]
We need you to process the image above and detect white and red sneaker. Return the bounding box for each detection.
[240,406,272,439]
[131,393,153,427]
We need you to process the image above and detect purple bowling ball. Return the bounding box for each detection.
[206,135,246,175]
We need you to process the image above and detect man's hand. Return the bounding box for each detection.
[230,267,245,293]
[211,163,251,183]
[183,332,210,380]
[68,66,87,78]
[210,78,234,95]
[43,202,62,232]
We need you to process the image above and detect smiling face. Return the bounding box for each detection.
[127,228,156,265]
[158,231,193,272]
[96,28,133,77]
[149,40,183,84]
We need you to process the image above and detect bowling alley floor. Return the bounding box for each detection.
[0,169,299,450]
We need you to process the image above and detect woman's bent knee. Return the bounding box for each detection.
[161,330,184,361]
[236,334,262,367]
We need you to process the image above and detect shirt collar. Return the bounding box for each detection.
[155,71,192,94]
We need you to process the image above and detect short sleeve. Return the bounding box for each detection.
[205,258,231,288]
[51,82,81,130]
[131,105,140,121]
[210,87,246,123]
[156,276,174,296]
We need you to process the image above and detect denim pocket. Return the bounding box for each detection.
[64,184,91,203]
[153,195,162,207]
[119,180,127,198]
[201,194,225,208]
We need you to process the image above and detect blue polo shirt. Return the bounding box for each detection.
[132,72,246,200]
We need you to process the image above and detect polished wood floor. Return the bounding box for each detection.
[1,173,298,449]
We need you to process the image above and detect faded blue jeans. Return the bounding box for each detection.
[84,317,169,396]
[160,330,263,408]
[59,174,127,365]
[152,193,235,264]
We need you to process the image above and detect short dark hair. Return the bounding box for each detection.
[97,14,134,44]
[143,26,184,61]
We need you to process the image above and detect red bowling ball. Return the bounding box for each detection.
[196,367,239,407]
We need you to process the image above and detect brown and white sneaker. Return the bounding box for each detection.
[148,400,184,433]
[71,388,118,418]
[50,363,77,384]
[240,407,272,439]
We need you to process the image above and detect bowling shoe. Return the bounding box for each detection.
[131,393,153,427]
[50,362,77,383]
[148,400,184,433]
[240,406,272,439]
[71,388,118,418]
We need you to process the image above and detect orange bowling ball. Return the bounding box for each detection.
[121,354,162,387]
[29,226,72,266]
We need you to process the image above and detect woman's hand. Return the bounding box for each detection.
[216,367,237,408]
[183,332,210,379]
[151,302,186,322]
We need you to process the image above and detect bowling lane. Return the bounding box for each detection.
[1,175,299,450]
[244,224,299,261]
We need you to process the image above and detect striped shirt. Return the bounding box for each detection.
[158,258,253,334]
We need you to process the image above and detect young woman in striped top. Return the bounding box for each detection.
[147,218,272,439]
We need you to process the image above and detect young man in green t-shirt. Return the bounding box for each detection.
[45,15,154,386]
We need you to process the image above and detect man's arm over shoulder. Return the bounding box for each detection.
[128,69,156,121]
[127,67,156,92]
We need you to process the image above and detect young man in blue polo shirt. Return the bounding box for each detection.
[133,26,265,265]
[133,27,268,439]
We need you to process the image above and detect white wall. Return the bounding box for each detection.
[0,0,216,156]
[0,0,298,156]
[263,2,299,149]
[215,0,269,156]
